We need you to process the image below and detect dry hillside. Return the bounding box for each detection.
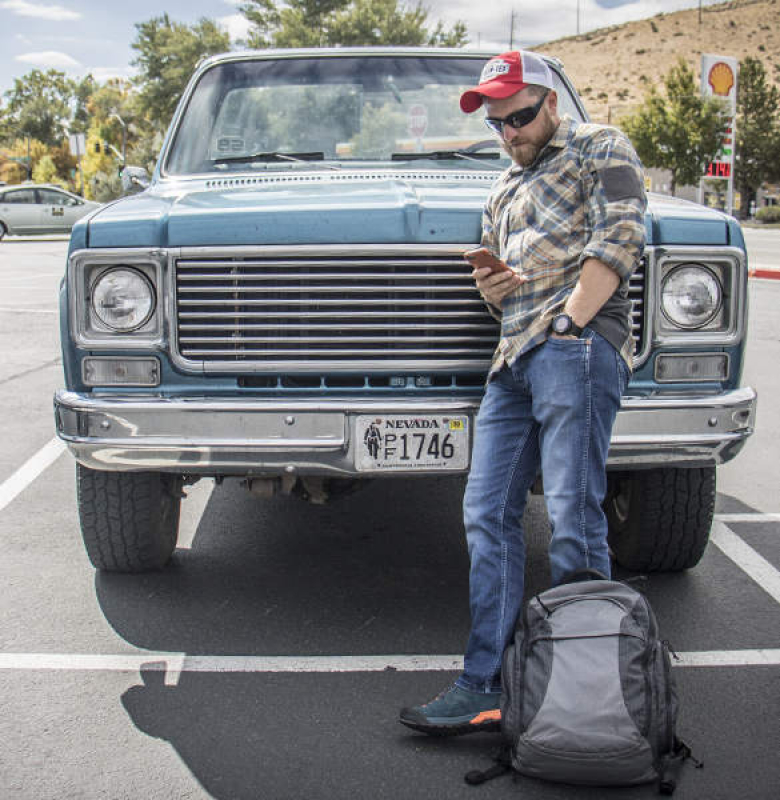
[535,0,780,123]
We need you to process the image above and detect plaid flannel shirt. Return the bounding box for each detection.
[482,114,647,377]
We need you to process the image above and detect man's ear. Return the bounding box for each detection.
[547,90,559,112]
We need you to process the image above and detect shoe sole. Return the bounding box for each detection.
[399,709,501,737]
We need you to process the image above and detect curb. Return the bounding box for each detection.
[749,269,780,280]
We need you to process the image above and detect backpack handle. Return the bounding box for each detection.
[560,568,610,584]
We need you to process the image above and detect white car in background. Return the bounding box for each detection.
[0,184,100,239]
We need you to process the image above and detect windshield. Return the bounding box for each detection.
[164,54,585,175]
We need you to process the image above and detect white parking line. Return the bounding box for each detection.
[0,306,57,314]
[177,479,215,550]
[710,521,780,605]
[0,274,63,285]
[715,513,780,524]
[675,650,780,667]
[0,650,778,677]
[0,438,66,513]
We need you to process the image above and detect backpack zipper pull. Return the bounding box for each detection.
[663,639,680,661]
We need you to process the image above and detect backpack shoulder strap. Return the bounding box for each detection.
[659,738,704,795]
[464,745,512,786]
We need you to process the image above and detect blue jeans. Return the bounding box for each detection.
[457,329,629,693]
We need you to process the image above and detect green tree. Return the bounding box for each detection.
[71,75,97,135]
[239,0,281,48]
[32,154,67,188]
[0,137,48,183]
[241,0,467,48]
[0,108,12,145]
[621,59,729,196]
[735,56,780,217]
[86,79,140,164]
[131,14,231,130]
[2,69,75,146]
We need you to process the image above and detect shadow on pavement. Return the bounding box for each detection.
[94,477,557,799]
[94,481,776,799]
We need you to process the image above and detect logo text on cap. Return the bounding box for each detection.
[480,60,511,84]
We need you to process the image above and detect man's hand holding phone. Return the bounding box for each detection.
[464,247,527,308]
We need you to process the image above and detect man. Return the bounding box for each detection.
[399,50,646,735]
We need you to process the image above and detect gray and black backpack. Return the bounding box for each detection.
[466,571,701,795]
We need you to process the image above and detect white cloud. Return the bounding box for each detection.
[425,0,726,50]
[15,50,82,69]
[217,13,252,43]
[0,0,82,21]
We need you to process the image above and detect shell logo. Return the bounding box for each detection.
[708,62,735,96]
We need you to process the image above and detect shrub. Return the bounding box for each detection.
[32,154,68,189]
[755,206,780,223]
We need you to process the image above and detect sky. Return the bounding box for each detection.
[0,0,728,101]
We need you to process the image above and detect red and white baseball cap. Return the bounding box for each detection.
[460,50,555,113]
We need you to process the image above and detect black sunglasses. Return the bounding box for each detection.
[484,91,549,136]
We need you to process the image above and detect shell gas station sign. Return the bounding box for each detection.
[701,54,738,214]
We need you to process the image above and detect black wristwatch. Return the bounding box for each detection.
[550,313,583,337]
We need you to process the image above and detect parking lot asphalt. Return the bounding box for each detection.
[0,240,778,800]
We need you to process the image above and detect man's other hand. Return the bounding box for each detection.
[472,266,527,308]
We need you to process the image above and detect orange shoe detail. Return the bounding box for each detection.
[470,709,502,725]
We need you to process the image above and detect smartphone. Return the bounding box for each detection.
[464,247,511,274]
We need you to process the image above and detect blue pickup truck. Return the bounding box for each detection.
[54,48,757,574]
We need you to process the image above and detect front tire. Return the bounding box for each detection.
[605,466,716,572]
[0,222,7,241]
[77,464,183,572]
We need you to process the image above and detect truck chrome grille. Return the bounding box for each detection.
[629,255,647,359]
[173,248,648,372]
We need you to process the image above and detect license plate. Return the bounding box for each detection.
[355,414,469,472]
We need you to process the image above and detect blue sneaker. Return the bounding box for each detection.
[399,685,501,736]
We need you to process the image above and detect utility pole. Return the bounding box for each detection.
[577,0,581,36]
[109,112,127,165]
[699,0,702,25]
[509,9,516,49]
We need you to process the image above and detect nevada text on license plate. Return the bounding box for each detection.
[355,415,469,472]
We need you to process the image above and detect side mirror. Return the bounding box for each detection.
[120,166,151,194]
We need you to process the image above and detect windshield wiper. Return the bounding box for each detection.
[212,151,325,165]
[390,149,502,169]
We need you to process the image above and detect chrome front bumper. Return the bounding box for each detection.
[54,387,757,475]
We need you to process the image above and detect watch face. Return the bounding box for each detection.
[552,315,570,334]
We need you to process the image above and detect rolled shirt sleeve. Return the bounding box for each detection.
[579,129,647,281]
[479,201,504,321]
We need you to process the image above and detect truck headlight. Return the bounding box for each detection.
[91,267,156,332]
[660,264,722,329]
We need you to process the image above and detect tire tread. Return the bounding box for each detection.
[606,467,715,572]
[77,465,181,572]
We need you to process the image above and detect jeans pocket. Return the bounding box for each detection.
[546,327,594,347]
[616,351,630,395]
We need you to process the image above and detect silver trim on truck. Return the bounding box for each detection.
[54,387,756,475]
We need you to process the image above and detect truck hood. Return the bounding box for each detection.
[81,175,737,250]
[644,192,734,246]
[84,172,491,248]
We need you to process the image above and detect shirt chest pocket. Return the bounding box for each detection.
[517,164,585,271]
